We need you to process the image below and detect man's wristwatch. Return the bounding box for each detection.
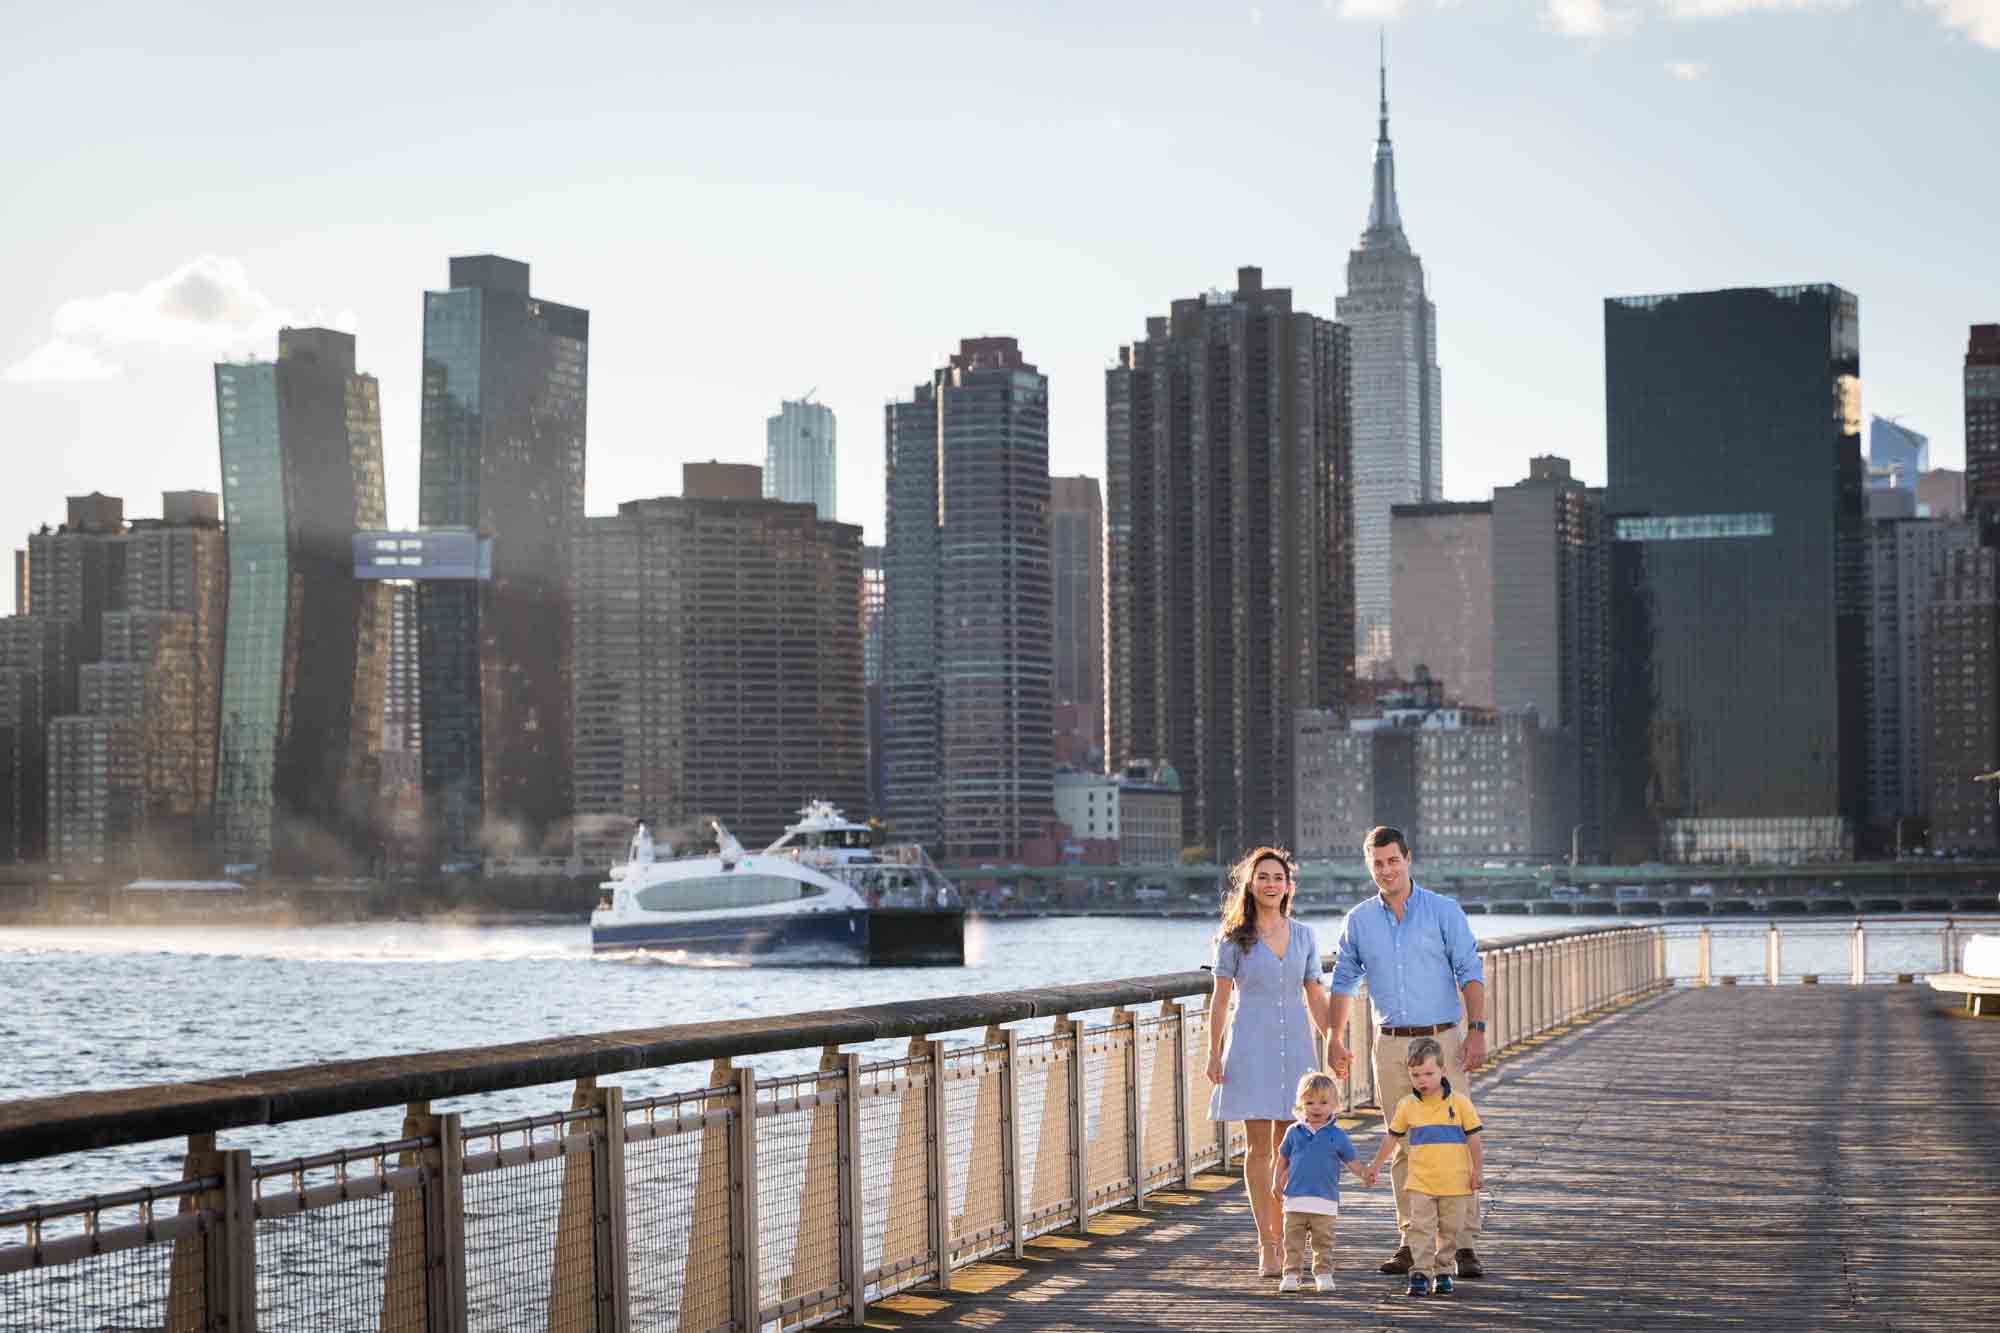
[1467,1021,1487,1032]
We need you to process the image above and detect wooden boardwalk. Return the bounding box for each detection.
[865,985,2000,1330]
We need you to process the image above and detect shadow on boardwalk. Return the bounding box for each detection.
[865,985,2000,1330]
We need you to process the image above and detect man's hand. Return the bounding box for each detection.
[1459,1030,1486,1072]
[1326,1037,1351,1079]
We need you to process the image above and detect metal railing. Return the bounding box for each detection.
[2,923,1670,1331]
[1665,917,1979,987]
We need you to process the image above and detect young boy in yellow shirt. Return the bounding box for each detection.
[1363,1036,1484,1297]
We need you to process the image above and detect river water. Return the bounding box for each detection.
[0,911,1981,1208]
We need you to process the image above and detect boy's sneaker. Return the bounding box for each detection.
[1314,1273,1336,1294]
[1433,1274,1455,1296]
[1405,1274,1432,1297]
[1277,1272,1301,1293]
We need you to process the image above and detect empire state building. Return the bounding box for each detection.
[1337,52,1442,675]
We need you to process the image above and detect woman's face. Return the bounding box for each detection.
[1248,857,1291,915]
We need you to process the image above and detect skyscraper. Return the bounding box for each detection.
[418,256,588,864]
[765,398,837,520]
[1338,51,1442,675]
[1866,514,1976,847]
[883,338,1053,861]
[570,476,865,867]
[1867,415,1929,493]
[1390,501,1491,707]
[214,328,391,870]
[1106,268,1353,857]
[1604,285,1865,864]
[1968,325,2000,545]
[1050,475,1104,770]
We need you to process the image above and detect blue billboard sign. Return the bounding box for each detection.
[353,530,493,581]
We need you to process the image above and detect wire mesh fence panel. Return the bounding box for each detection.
[856,1055,930,1299]
[0,1222,199,1333]
[943,1045,1007,1265]
[254,1179,421,1331]
[1862,924,1953,979]
[1183,1006,1223,1172]
[753,1073,844,1327]
[1015,1033,1074,1238]
[1135,1015,1180,1188]
[624,1088,729,1333]
[1080,1025,1130,1212]
[462,1137,595,1333]
[1705,927,1773,981]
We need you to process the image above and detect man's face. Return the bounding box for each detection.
[1409,1057,1443,1098]
[1368,841,1411,896]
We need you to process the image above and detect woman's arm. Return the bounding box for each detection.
[1206,977,1234,1083]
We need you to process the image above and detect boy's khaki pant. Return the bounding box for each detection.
[1281,1211,1336,1276]
[1371,1025,1483,1253]
[1406,1192,1475,1278]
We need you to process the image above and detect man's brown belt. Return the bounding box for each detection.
[1379,1022,1455,1037]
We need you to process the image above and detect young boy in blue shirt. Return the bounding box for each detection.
[1272,1071,1367,1293]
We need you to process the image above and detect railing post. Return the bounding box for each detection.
[730,1065,760,1331]
[997,1028,1025,1258]
[1698,926,1712,986]
[1060,1016,1089,1233]
[1168,1000,1195,1190]
[1766,924,1782,986]
[1851,920,1866,986]
[215,1148,256,1333]
[593,1086,630,1333]
[925,1039,953,1291]
[549,1078,601,1333]
[1944,917,1957,974]
[839,1050,868,1323]
[1111,1008,1142,1210]
[1654,927,1667,989]
[436,1113,467,1333]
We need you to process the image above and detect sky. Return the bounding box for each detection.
[3,0,1996,614]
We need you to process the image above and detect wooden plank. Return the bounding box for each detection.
[861,986,2000,1329]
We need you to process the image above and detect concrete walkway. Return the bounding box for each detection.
[864,985,2000,1330]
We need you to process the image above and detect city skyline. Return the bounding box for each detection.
[4,4,1997,616]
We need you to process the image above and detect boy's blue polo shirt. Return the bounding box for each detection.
[1278,1120,1358,1215]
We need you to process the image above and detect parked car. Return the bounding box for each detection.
[1688,882,1716,899]
[1614,884,1648,901]
[1550,886,1583,901]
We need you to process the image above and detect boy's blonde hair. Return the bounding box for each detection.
[1293,1070,1338,1114]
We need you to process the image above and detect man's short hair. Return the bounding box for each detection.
[1363,825,1411,859]
[1406,1036,1444,1068]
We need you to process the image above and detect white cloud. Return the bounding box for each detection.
[1665,57,1713,75]
[1660,0,1852,15]
[51,254,294,352]
[1544,0,1624,34]
[3,339,123,385]
[1332,0,1411,17]
[1917,0,2000,47]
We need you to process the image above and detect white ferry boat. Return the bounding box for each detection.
[589,801,965,965]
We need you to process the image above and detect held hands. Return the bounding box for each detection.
[1360,1165,1380,1188]
[1325,1038,1352,1080]
[1459,1031,1487,1072]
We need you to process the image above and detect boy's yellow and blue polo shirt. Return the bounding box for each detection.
[1386,1077,1482,1196]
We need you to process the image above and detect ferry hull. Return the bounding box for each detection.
[592,907,964,966]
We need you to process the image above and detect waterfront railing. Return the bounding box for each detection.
[1,919,1969,1331]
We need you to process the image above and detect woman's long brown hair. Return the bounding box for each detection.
[1217,846,1297,952]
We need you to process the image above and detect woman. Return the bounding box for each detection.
[1205,846,1329,1277]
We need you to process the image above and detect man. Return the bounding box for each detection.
[1324,825,1489,1279]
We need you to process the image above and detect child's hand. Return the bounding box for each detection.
[1470,1168,1483,1192]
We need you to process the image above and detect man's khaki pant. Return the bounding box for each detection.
[1371,1025,1482,1253]
[1406,1192,1476,1278]
[1281,1210,1336,1276]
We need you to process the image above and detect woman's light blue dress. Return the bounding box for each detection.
[1209,919,1325,1122]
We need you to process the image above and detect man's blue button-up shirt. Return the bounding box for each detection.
[1327,883,1483,1028]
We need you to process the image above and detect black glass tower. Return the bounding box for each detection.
[1603,285,1866,863]
[418,257,588,865]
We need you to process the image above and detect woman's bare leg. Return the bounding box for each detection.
[1244,1119,1283,1258]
